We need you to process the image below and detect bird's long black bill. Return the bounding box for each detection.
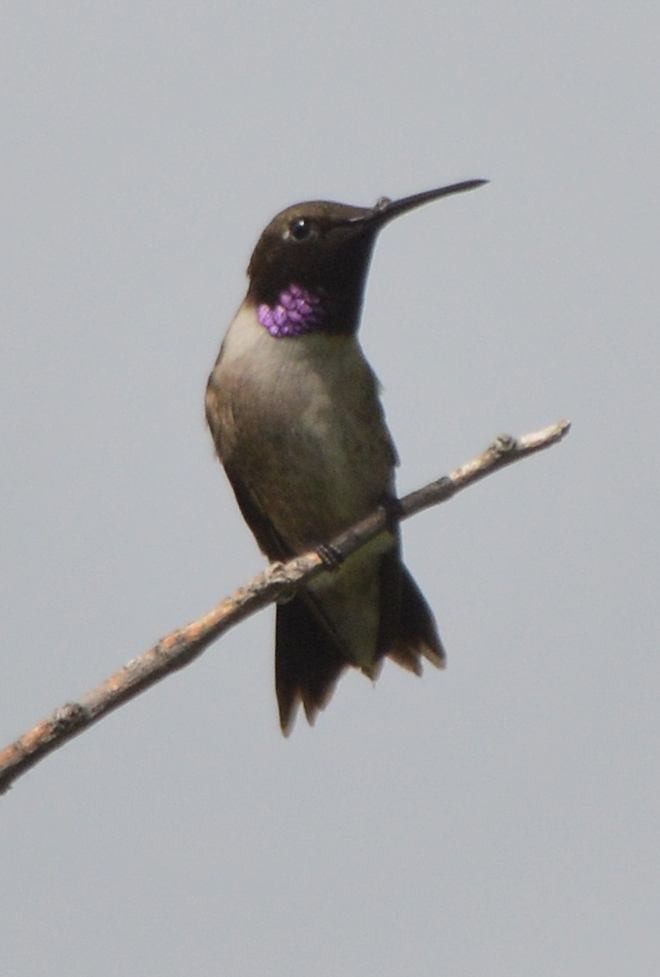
[356,178,488,229]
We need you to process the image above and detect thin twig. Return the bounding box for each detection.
[0,419,570,794]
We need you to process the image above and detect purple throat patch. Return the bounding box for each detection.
[257,283,323,337]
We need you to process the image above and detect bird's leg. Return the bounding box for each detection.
[381,496,404,533]
[316,543,344,569]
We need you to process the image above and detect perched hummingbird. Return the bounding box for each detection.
[205,179,486,733]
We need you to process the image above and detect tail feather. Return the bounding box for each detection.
[387,566,446,672]
[275,596,347,735]
[275,561,444,735]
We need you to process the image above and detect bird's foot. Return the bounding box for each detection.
[381,497,404,532]
[316,543,344,569]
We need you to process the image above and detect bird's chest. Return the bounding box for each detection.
[214,311,379,460]
[207,308,394,539]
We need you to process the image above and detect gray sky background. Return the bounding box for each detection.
[3,3,658,975]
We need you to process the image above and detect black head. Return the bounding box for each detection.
[247,179,487,335]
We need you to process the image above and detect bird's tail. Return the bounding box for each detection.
[385,565,446,675]
[275,595,348,735]
[275,556,444,734]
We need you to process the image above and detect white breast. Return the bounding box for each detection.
[216,303,394,500]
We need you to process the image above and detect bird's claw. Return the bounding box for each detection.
[316,543,344,569]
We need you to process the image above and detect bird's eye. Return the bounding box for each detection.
[288,217,316,242]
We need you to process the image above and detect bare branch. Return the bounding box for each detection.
[0,419,570,794]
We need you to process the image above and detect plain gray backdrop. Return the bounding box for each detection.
[3,3,658,975]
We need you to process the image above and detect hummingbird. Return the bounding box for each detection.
[205,179,486,733]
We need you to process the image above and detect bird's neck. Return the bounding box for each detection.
[255,283,325,338]
[248,279,368,339]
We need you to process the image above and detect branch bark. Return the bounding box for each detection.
[0,419,570,794]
